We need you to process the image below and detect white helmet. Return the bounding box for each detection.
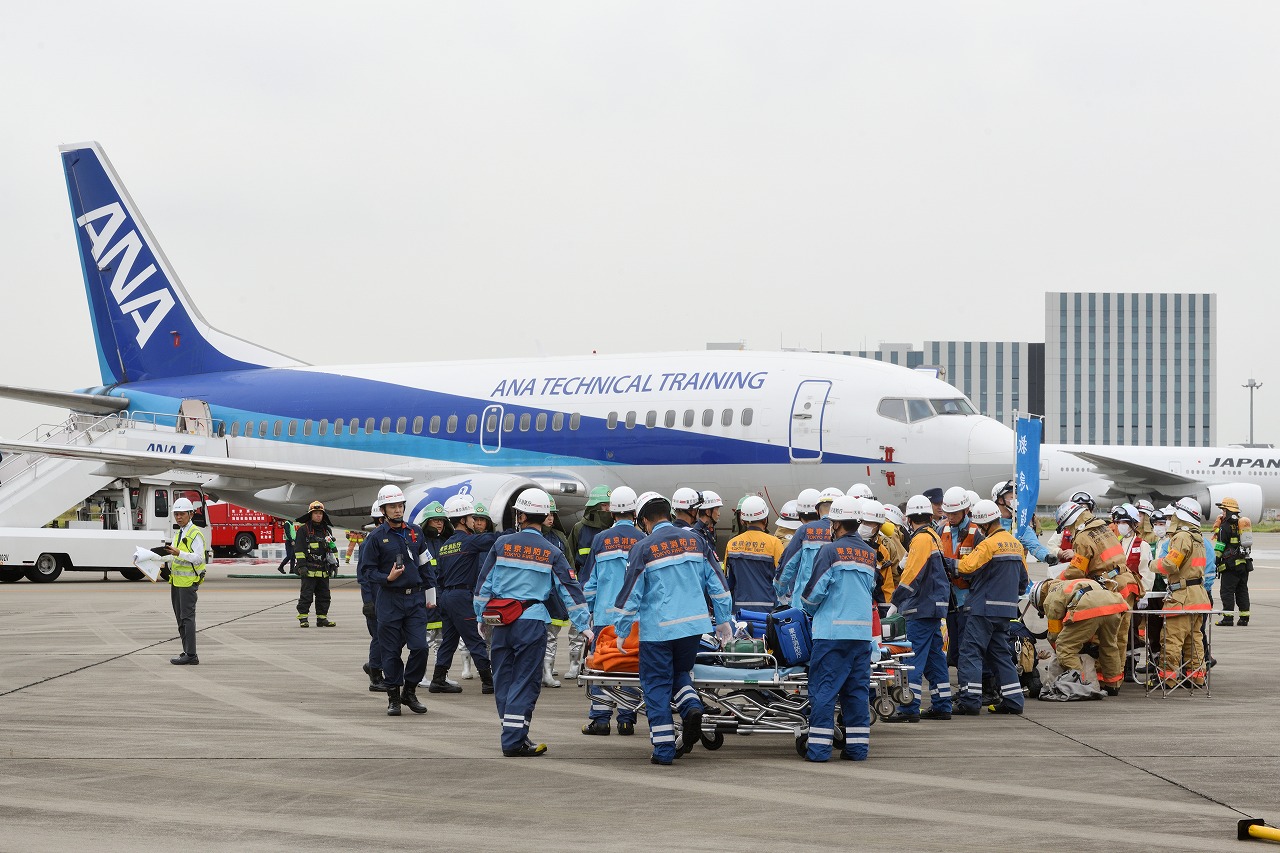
[514,488,552,515]
[635,491,667,517]
[443,494,475,518]
[699,490,724,510]
[859,499,886,525]
[941,486,971,514]
[964,490,981,511]
[370,502,383,519]
[739,495,769,522]
[883,504,905,528]
[1135,499,1155,516]
[172,497,196,514]
[778,500,801,530]
[827,495,861,522]
[905,495,933,518]
[1173,497,1203,526]
[609,486,638,513]
[796,488,823,514]
[970,499,1001,526]
[817,487,844,505]
[991,479,1016,502]
[671,487,701,511]
[376,484,407,508]
[847,483,874,499]
[1055,500,1088,532]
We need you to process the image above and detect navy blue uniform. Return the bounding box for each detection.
[359,521,438,689]
[435,530,497,671]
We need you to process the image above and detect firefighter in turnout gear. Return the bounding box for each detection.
[294,500,338,628]
[1031,577,1130,695]
[1151,498,1212,689]
[1055,502,1125,582]
[1213,497,1253,626]
[1108,503,1148,682]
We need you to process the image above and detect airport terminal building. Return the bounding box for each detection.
[829,292,1216,447]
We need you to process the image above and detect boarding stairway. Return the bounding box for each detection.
[0,412,217,528]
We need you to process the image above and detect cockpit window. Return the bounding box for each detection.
[877,398,908,423]
[907,399,934,422]
[930,398,976,416]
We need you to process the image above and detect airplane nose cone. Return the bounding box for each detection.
[969,418,1016,481]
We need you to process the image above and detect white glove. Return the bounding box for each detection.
[884,604,898,618]
[580,627,595,647]
[616,632,629,653]
[424,588,437,607]
[715,622,733,645]
[477,619,489,640]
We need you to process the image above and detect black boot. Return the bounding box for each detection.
[402,684,428,714]
[478,665,495,695]
[363,663,388,692]
[1239,614,1250,627]
[386,685,402,716]
[1216,615,1234,627]
[428,665,463,694]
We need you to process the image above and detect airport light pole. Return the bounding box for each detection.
[1244,378,1263,446]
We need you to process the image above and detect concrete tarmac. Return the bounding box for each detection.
[2,541,1278,852]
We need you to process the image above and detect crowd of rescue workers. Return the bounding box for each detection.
[158,479,1256,764]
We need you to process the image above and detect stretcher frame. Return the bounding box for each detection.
[577,648,914,753]
[1129,607,1220,698]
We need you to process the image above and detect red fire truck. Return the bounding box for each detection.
[207,502,286,556]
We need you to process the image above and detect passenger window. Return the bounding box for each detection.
[154,489,169,518]
[447,415,458,434]
[486,413,497,432]
[302,420,313,437]
[274,420,283,437]
[569,413,581,430]
[430,415,441,434]
[319,420,328,436]
[536,413,547,431]
[907,399,933,422]
[364,418,374,435]
[465,414,477,433]
[552,412,564,431]
[333,418,343,434]
[741,408,753,426]
[645,411,657,428]
[877,398,908,423]
[702,409,714,427]
[412,416,423,434]
[350,420,359,435]
[664,410,676,428]
[684,410,695,428]
[503,413,515,432]
[607,412,618,430]
[721,408,733,427]
[379,417,390,434]
[231,421,241,437]
[625,411,637,429]
[395,417,406,434]
[259,422,268,438]
[519,413,531,431]
[288,420,298,437]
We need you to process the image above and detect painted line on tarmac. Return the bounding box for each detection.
[0,587,346,699]
[1017,713,1254,819]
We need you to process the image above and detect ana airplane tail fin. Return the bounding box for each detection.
[59,142,302,385]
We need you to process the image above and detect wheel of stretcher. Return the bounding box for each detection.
[834,713,846,747]
[874,695,897,719]
[795,734,808,757]
[891,684,912,705]
[700,731,725,751]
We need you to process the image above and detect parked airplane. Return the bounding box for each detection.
[1039,444,1275,523]
[0,142,1015,530]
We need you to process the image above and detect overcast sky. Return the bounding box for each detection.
[1,2,1276,444]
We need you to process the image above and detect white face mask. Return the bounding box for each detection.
[858,522,878,539]
[1117,522,1132,537]
[1006,497,1018,513]
[1153,523,1168,538]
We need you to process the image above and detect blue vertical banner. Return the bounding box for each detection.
[1015,416,1043,539]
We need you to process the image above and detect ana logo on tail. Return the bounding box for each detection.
[76,203,175,348]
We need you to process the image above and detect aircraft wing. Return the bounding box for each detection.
[0,438,412,489]
[1066,451,1199,493]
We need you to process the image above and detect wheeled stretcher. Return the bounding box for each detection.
[578,645,914,755]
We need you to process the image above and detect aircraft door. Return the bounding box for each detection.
[177,399,212,436]
[789,380,831,462]
[481,405,503,454]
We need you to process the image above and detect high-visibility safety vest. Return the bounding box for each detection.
[170,524,207,588]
